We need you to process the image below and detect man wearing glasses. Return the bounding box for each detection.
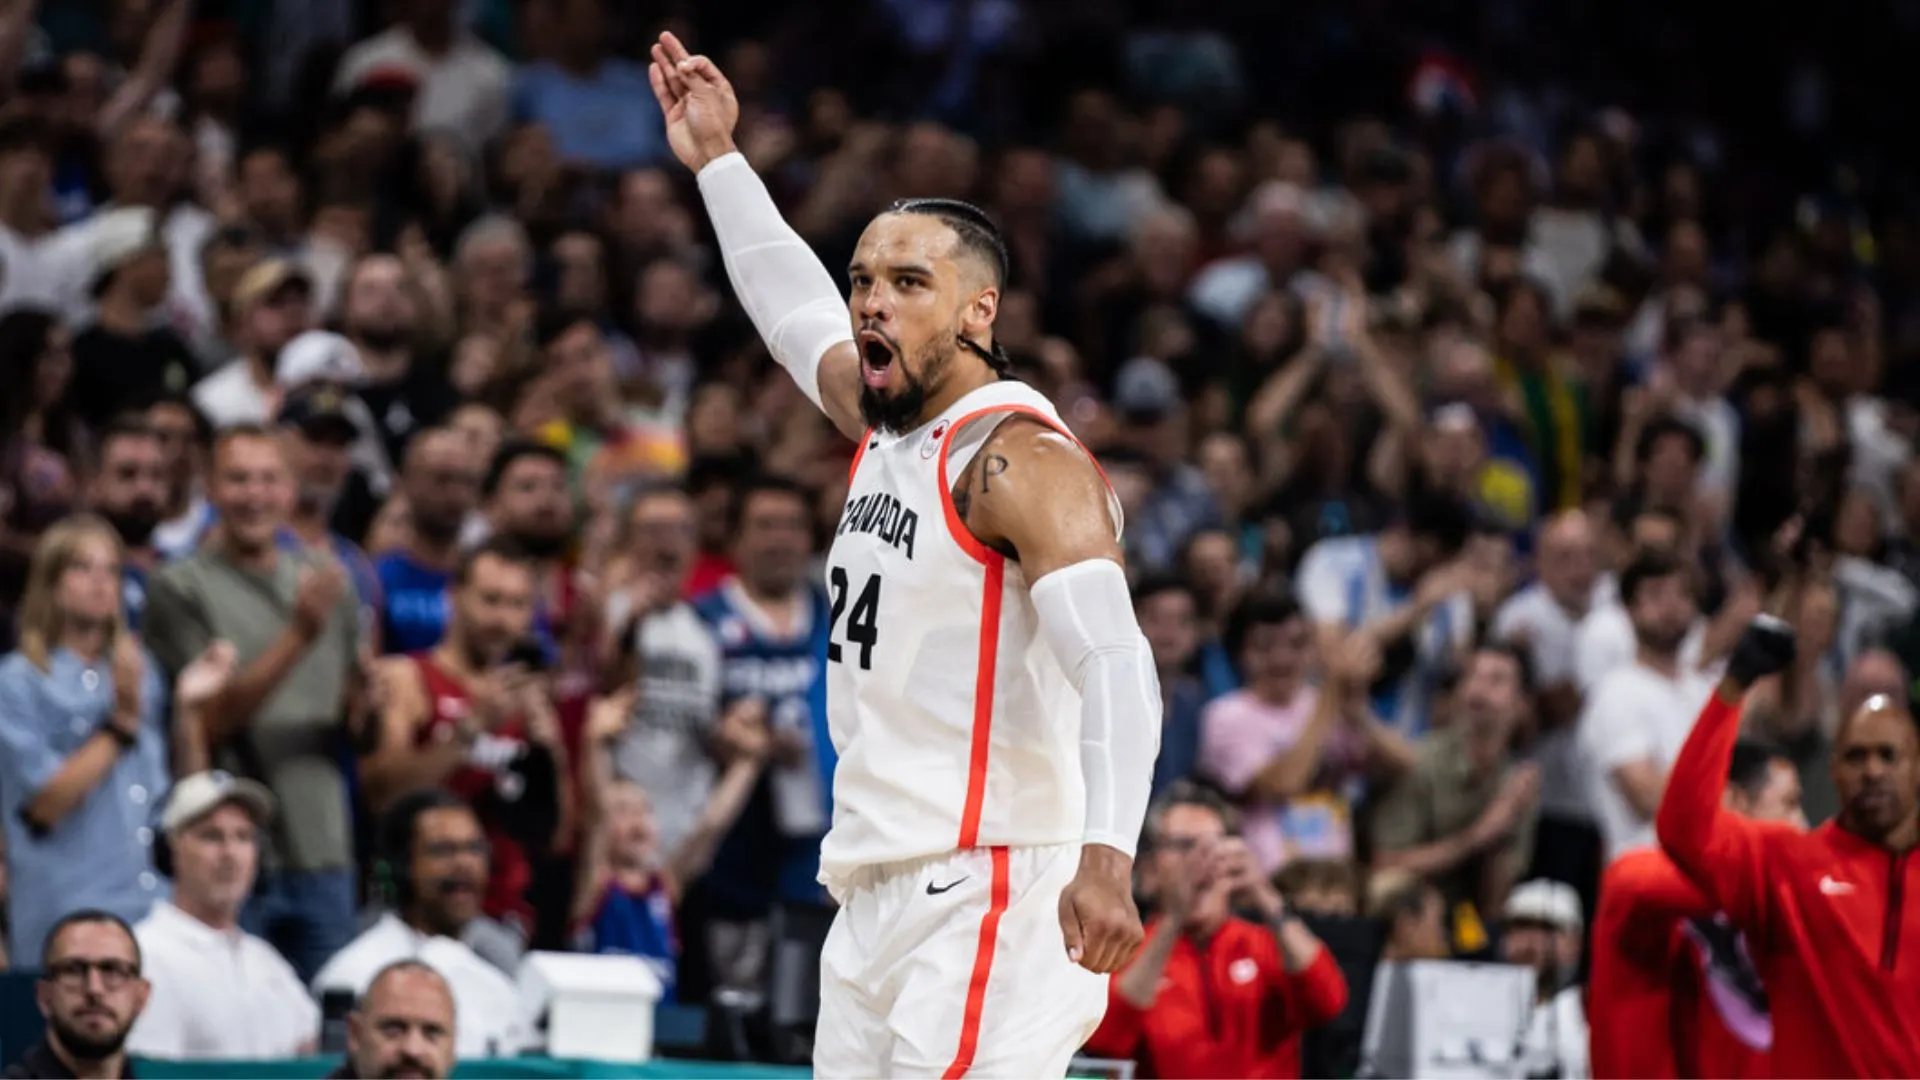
[4,910,151,1079]
[312,790,527,1058]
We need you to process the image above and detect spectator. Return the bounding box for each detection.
[1295,492,1476,738]
[692,475,834,994]
[340,255,459,468]
[330,960,458,1080]
[191,259,316,430]
[125,771,319,1060]
[1370,644,1540,940]
[375,429,480,654]
[331,0,511,154]
[1133,574,1207,798]
[0,309,86,618]
[572,685,770,998]
[1492,510,1604,880]
[602,485,725,856]
[1,911,150,1080]
[0,515,167,965]
[67,208,196,431]
[1200,593,1411,874]
[1575,549,1715,861]
[277,385,385,614]
[1085,782,1348,1079]
[313,791,527,1059]
[477,440,576,659]
[1368,871,1451,962]
[0,119,86,318]
[1572,502,1707,691]
[1501,879,1590,1079]
[364,538,566,951]
[511,0,666,172]
[144,395,214,563]
[143,426,361,982]
[85,419,167,629]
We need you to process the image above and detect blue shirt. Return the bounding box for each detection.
[376,551,453,655]
[693,581,833,910]
[512,61,667,171]
[573,877,677,1002]
[0,647,169,964]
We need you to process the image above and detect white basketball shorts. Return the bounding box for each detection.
[813,842,1109,1078]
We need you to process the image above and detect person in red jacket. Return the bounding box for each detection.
[1656,614,1920,1077]
[1591,740,1804,1078]
[1084,782,1348,1079]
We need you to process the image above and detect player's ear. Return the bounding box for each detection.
[961,284,998,340]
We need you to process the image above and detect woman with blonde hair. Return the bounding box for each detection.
[0,513,234,965]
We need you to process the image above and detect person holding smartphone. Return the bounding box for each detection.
[361,536,567,953]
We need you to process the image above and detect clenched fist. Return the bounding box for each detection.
[1059,844,1144,974]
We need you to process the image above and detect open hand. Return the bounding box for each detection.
[176,640,238,710]
[292,561,347,638]
[649,32,740,172]
[1059,844,1144,973]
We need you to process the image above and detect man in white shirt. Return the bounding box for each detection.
[313,790,527,1058]
[1573,503,1706,692]
[1493,510,1606,888]
[330,0,510,153]
[1575,550,1715,861]
[1501,879,1590,1079]
[192,258,316,427]
[126,771,320,1059]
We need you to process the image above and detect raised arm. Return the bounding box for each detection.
[1656,616,1796,929]
[647,32,864,441]
[952,414,1158,974]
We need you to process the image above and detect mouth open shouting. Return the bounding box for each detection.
[858,330,897,390]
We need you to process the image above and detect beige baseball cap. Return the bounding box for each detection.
[159,770,275,834]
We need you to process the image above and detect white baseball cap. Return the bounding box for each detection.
[160,770,275,834]
[275,330,367,388]
[1504,878,1583,934]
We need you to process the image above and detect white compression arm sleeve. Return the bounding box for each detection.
[1030,559,1162,857]
[695,152,852,411]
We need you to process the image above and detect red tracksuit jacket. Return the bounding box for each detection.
[1589,848,1769,1078]
[1656,692,1920,1077]
[1083,916,1348,1079]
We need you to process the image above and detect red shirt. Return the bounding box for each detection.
[1657,693,1920,1077]
[1084,916,1347,1079]
[413,654,536,933]
[1590,848,1770,1078]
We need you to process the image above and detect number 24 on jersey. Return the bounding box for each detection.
[827,567,881,670]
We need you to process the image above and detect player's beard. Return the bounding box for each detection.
[859,334,952,434]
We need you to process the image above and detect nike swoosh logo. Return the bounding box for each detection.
[1820,875,1855,896]
[926,876,969,895]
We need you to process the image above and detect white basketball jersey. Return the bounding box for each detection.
[817,380,1121,897]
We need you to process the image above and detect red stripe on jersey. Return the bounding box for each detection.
[958,555,1005,848]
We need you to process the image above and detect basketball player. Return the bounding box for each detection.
[649,32,1161,1078]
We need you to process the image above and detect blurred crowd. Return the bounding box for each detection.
[0,0,1918,1076]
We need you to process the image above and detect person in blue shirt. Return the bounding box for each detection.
[510,0,668,171]
[692,476,836,929]
[86,418,169,631]
[1131,573,1209,799]
[571,685,771,1000]
[375,428,483,654]
[0,515,171,964]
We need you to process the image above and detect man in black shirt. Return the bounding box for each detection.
[69,207,196,430]
[340,254,459,466]
[1,910,150,1079]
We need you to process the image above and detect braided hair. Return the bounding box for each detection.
[886,197,1015,378]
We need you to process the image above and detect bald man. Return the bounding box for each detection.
[1658,616,1920,1076]
[330,960,457,1080]
[1493,511,1604,903]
